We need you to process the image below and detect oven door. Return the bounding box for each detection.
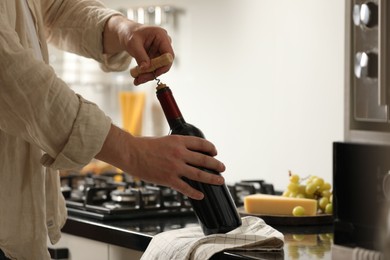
[333,141,390,251]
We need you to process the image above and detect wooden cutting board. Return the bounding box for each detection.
[238,207,333,226]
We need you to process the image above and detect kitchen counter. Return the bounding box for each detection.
[61,214,334,259]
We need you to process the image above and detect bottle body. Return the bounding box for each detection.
[156,85,242,235]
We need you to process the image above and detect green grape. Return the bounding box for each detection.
[325,203,333,214]
[321,190,332,199]
[319,197,329,210]
[292,206,305,216]
[321,182,332,191]
[283,172,333,216]
[312,177,324,189]
[305,183,317,195]
[308,175,317,183]
[288,182,300,193]
[290,174,300,183]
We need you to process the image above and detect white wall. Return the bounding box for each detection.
[91,0,345,191]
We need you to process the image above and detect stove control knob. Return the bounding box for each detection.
[360,2,378,27]
[354,51,378,79]
[353,4,361,26]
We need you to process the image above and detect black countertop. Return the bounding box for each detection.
[61,213,334,259]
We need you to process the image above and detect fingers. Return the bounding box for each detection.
[127,26,174,85]
[184,163,225,185]
[169,171,224,201]
[171,178,205,200]
[183,135,219,156]
[133,65,172,85]
[183,150,226,174]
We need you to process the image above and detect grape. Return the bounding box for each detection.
[312,177,324,188]
[305,183,317,195]
[288,182,300,193]
[283,171,333,214]
[318,197,329,210]
[321,182,332,191]
[325,203,333,214]
[290,174,300,184]
[321,190,331,199]
[292,206,305,216]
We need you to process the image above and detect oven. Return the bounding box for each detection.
[345,0,390,142]
[333,0,390,256]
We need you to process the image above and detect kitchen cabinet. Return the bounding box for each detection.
[49,233,108,260]
[109,245,143,259]
[48,233,143,260]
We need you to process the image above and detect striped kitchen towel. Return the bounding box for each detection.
[141,216,284,260]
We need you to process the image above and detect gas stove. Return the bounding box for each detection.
[60,171,276,221]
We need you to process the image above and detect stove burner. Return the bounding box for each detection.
[61,172,277,221]
[110,189,138,203]
[61,173,194,220]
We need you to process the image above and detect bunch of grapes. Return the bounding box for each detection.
[282,171,333,216]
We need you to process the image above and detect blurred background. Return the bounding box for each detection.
[49,0,345,191]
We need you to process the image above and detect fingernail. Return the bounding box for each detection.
[195,193,204,200]
[140,61,148,70]
[221,162,226,169]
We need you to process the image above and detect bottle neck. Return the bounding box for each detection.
[156,84,186,128]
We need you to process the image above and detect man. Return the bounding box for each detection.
[0,1,225,259]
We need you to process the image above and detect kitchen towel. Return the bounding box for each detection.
[140,216,284,260]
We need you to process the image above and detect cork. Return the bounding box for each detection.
[130,53,174,78]
[156,83,167,91]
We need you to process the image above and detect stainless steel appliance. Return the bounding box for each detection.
[60,172,276,221]
[333,142,390,251]
[345,0,390,144]
[334,0,390,255]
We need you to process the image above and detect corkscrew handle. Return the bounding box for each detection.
[130,53,174,78]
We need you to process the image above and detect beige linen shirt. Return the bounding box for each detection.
[0,1,131,259]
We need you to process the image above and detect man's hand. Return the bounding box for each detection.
[95,125,226,200]
[103,15,174,85]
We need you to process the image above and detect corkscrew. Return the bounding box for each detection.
[154,74,162,86]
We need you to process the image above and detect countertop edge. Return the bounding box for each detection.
[61,216,152,251]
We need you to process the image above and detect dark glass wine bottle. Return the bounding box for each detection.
[156,83,242,235]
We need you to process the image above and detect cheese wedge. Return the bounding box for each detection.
[244,194,317,216]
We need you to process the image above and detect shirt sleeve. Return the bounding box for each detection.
[0,14,112,170]
[41,0,132,71]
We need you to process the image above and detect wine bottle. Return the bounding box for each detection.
[156,83,242,235]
